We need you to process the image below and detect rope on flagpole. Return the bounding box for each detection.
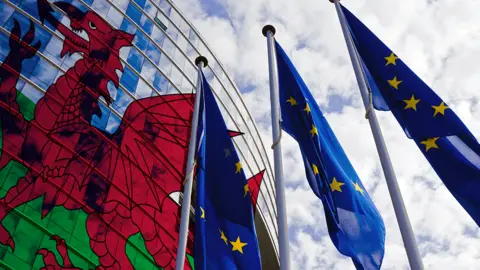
[271,121,283,149]
[182,159,197,185]
[365,89,373,119]
[351,36,374,120]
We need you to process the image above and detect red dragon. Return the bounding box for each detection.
[0,1,264,269]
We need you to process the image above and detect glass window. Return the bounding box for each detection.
[178,17,191,38]
[106,6,124,28]
[175,34,188,56]
[120,66,139,94]
[146,41,161,65]
[188,29,199,48]
[133,0,147,8]
[173,49,187,75]
[120,18,137,35]
[30,58,60,90]
[112,88,133,115]
[0,32,10,61]
[144,0,158,19]
[160,37,175,60]
[184,42,197,64]
[157,0,172,16]
[105,113,121,134]
[126,2,143,25]
[0,2,15,26]
[135,79,153,99]
[153,71,169,95]
[140,60,156,85]
[158,53,172,79]
[151,25,166,46]
[133,31,148,52]
[169,65,183,93]
[168,9,182,33]
[91,0,110,17]
[140,14,153,35]
[114,0,130,12]
[127,48,145,73]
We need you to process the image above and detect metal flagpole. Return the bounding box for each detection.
[175,56,208,270]
[331,1,424,269]
[262,25,291,270]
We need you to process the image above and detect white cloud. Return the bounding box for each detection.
[175,0,480,269]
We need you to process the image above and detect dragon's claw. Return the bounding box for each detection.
[37,236,80,269]
[8,19,41,60]
[22,20,36,44]
[50,235,61,244]
[37,248,49,257]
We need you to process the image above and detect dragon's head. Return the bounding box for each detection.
[38,0,134,104]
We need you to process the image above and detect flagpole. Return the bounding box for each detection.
[262,25,291,270]
[331,1,424,269]
[176,56,208,270]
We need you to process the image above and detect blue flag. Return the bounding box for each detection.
[342,5,480,228]
[275,41,386,269]
[194,72,262,270]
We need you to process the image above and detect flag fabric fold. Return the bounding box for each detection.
[342,4,480,227]
[275,41,386,269]
[194,72,262,270]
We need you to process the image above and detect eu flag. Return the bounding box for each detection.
[342,5,480,228]
[194,72,262,270]
[275,41,385,269]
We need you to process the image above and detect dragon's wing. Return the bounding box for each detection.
[106,94,195,212]
[44,94,193,215]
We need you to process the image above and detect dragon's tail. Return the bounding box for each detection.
[0,112,27,171]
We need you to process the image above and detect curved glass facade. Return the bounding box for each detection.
[0,0,278,268]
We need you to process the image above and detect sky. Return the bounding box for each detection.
[173,0,480,269]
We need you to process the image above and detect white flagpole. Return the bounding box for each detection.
[175,56,208,270]
[331,1,424,269]
[262,25,291,270]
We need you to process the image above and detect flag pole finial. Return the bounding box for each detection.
[195,56,208,67]
[262,25,276,37]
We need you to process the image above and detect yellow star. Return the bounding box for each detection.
[403,95,421,111]
[200,207,205,219]
[224,148,231,157]
[230,237,247,254]
[244,184,250,197]
[310,124,318,137]
[387,76,402,90]
[329,177,345,192]
[312,163,319,175]
[353,182,365,196]
[304,103,311,115]
[421,137,440,152]
[220,230,228,245]
[384,52,399,66]
[432,102,449,117]
[286,96,297,106]
[235,161,242,174]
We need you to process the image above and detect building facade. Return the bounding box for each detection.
[0,0,278,269]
